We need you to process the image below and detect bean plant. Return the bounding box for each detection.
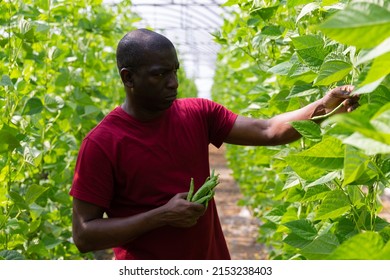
[0,0,197,260]
[212,0,390,259]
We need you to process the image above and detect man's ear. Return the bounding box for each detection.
[120,68,133,88]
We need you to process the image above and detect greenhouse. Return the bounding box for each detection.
[1,0,390,267]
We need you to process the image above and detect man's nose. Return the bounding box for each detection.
[167,72,178,89]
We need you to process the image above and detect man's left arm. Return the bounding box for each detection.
[224,85,359,146]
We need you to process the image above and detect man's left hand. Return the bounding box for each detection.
[321,85,359,115]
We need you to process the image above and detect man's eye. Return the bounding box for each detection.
[154,72,166,77]
[154,70,176,77]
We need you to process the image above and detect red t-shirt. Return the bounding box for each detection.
[70,98,238,259]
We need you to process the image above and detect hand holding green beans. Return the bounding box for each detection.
[186,170,220,208]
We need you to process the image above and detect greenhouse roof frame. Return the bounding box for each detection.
[129,0,231,98]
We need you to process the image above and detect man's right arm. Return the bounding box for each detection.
[72,192,205,253]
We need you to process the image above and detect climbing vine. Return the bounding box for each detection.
[213,0,390,259]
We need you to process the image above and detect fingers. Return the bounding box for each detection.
[348,102,359,112]
[188,201,207,215]
[168,205,205,228]
[176,192,188,199]
[164,193,207,228]
[342,95,360,112]
[340,85,355,94]
[331,85,355,98]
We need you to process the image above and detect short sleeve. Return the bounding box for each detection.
[202,99,238,148]
[70,138,114,209]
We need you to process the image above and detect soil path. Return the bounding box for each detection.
[209,144,268,260]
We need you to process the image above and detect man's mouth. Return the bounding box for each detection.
[165,93,177,100]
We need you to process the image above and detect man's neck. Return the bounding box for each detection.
[121,99,164,122]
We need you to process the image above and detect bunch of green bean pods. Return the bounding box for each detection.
[186,170,220,208]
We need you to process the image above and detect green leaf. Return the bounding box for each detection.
[371,105,390,133]
[297,47,328,69]
[23,146,42,166]
[83,105,100,117]
[343,132,390,155]
[359,52,390,86]
[0,250,25,260]
[6,218,29,235]
[283,173,301,190]
[1,74,13,87]
[316,190,350,220]
[314,60,352,85]
[8,191,28,209]
[0,125,21,153]
[302,184,332,202]
[290,120,322,142]
[283,233,312,248]
[284,219,318,240]
[28,218,41,233]
[369,85,390,105]
[25,184,48,205]
[296,3,320,23]
[268,61,292,75]
[335,216,358,240]
[329,231,384,259]
[22,97,43,115]
[322,0,343,6]
[285,137,344,180]
[261,26,283,38]
[356,37,390,65]
[29,203,45,221]
[19,19,32,36]
[26,241,48,257]
[252,6,279,21]
[379,239,390,259]
[44,94,65,113]
[353,75,386,94]
[286,63,317,84]
[343,145,369,186]
[288,0,316,8]
[263,205,287,223]
[0,186,6,204]
[286,186,305,202]
[291,35,324,50]
[288,85,319,98]
[305,171,339,189]
[331,109,390,145]
[319,2,390,48]
[42,235,63,250]
[300,233,339,259]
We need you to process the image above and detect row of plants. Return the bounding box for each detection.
[212,0,390,259]
[0,0,197,260]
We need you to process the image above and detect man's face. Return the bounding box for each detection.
[130,46,180,112]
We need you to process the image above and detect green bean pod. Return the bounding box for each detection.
[194,190,215,205]
[186,177,195,201]
[191,179,216,202]
[191,171,219,202]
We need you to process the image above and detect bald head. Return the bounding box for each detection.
[116,29,176,71]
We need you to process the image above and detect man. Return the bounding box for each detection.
[70,29,359,260]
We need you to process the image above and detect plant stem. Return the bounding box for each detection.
[368,182,377,231]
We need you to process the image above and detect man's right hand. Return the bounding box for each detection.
[161,192,206,228]
[72,193,206,253]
